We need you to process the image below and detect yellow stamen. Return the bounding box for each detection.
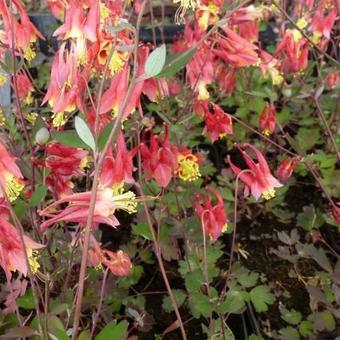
[111,190,138,214]
[176,154,201,181]
[52,112,67,127]
[28,250,40,274]
[197,83,210,101]
[109,51,128,74]
[222,223,228,233]
[100,2,110,19]
[24,46,36,61]
[262,188,276,200]
[0,72,7,86]
[0,108,6,126]
[296,17,308,30]
[25,112,38,125]
[262,128,271,137]
[5,174,24,202]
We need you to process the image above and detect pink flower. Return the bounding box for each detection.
[275,156,300,182]
[102,250,132,276]
[227,144,282,200]
[195,186,228,241]
[259,102,276,136]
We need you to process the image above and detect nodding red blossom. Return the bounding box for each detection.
[44,143,89,177]
[39,187,137,231]
[173,22,214,100]
[259,50,283,86]
[227,144,282,200]
[215,64,237,94]
[99,132,135,190]
[275,30,309,73]
[331,202,340,224]
[0,141,24,202]
[194,186,228,241]
[311,8,337,41]
[140,126,178,188]
[0,200,43,277]
[175,147,203,182]
[259,102,276,136]
[214,28,259,68]
[47,0,65,19]
[53,0,100,63]
[0,0,44,60]
[85,235,132,276]
[275,156,300,182]
[14,71,34,104]
[203,102,233,142]
[194,0,224,30]
[325,72,339,89]
[42,42,85,126]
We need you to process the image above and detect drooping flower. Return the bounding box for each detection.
[102,250,132,276]
[259,102,276,136]
[0,201,44,277]
[311,8,336,42]
[275,30,309,73]
[259,50,284,86]
[2,278,28,314]
[275,156,300,182]
[0,0,44,60]
[99,132,135,191]
[227,143,282,200]
[215,64,237,94]
[176,148,202,182]
[214,28,259,68]
[0,141,24,202]
[140,126,178,187]
[39,188,137,231]
[195,186,228,241]
[14,71,34,105]
[325,71,339,89]
[203,102,233,142]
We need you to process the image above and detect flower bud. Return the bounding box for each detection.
[35,127,50,145]
[275,156,300,182]
[259,102,276,136]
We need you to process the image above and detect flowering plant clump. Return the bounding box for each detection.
[0,0,338,338]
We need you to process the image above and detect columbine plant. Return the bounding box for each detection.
[0,0,338,339]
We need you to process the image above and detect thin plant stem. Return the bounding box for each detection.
[71,2,148,338]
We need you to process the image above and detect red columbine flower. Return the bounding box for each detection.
[175,147,203,182]
[102,250,132,276]
[214,28,259,68]
[331,202,340,224]
[0,200,43,277]
[53,0,99,64]
[0,141,24,202]
[100,132,135,190]
[42,42,85,126]
[14,71,34,105]
[275,156,300,182]
[275,30,309,73]
[44,143,89,177]
[311,8,336,41]
[215,64,237,94]
[195,186,228,241]
[203,102,233,142]
[140,126,178,188]
[227,143,282,200]
[325,72,339,89]
[0,0,44,60]
[259,50,283,86]
[259,102,276,136]
[39,187,137,231]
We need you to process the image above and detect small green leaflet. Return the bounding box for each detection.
[156,48,196,78]
[74,116,96,151]
[144,44,166,79]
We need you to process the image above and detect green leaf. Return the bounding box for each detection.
[249,285,274,312]
[297,205,324,231]
[156,48,196,78]
[95,320,128,340]
[237,271,259,288]
[52,328,70,340]
[132,223,152,240]
[279,326,300,340]
[98,122,114,151]
[308,311,335,332]
[117,265,143,289]
[47,316,67,339]
[280,307,302,325]
[162,290,186,313]
[184,270,204,292]
[29,185,47,207]
[17,289,35,309]
[144,44,166,79]
[299,320,313,337]
[188,292,213,318]
[295,127,320,152]
[216,290,245,314]
[74,116,96,151]
[51,130,89,149]
[0,327,38,338]
[248,335,263,340]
